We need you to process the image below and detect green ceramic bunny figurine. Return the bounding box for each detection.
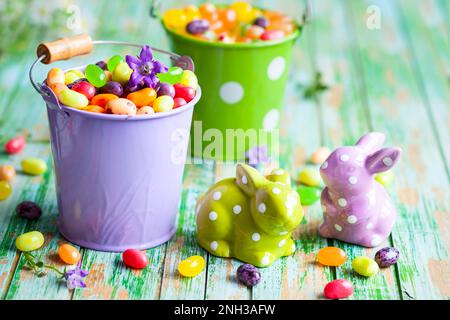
[196,164,304,267]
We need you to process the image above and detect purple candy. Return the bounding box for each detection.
[253,17,269,29]
[186,19,210,35]
[16,201,42,220]
[157,83,175,98]
[375,247,399,268]
[237,264,261,286]
[100,81,123,96]
[95,61,107,70]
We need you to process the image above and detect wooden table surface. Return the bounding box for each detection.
[0,0,448,300]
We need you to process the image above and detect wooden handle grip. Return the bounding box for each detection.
[37,34,93,64]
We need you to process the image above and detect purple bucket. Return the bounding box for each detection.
[30,40,200,251]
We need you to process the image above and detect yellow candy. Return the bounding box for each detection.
[15,231,45,252]
[153,96,174,113]
[184,5,200,20]
[298,168,322,187]
[58,89,89,108]
[352,256,379,277]
[64,70,84,85]
[180,70,198,89]
[231,1,255,22]
[178,255,205,277]
[0,181,12,201]
[163,9,188,29]
[21,158,48,176]
[112,62,133,84]
[375,171,394,187]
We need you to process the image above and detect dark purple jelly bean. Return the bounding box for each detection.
[375,247,399,268]
[67,78,88,89]
[95,61,107,70]
[253,17,269,29]
[157,83,175,98]
[100,81,123,96]
[16,201,42,220]
[237,264,261,286]
[186,19,210,35]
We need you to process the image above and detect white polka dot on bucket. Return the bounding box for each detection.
[383,157,393,166]
[272,187,281,194]
[252,233,261,242]
[210,241,218,251]
[340,154,350,162]
[334,224,343,232]
[278,239,286,248]
[209,211,218,221]
[263,109,280,131]
[233,205,242,214]
[321,161,328,169]
[267,56,286,80]
[258,203,266,213]
[338,198,347,207]
[219,81,244,104]
[347,215,357,224]
[242,175,248,185]
[348,176,358,184]
[213,191,222,200]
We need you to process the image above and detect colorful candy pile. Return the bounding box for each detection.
[163,1,297,43]
[45,45,198,115]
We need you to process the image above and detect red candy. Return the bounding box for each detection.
[260,30,285,41]
[4,136,26,154]
[323,279,354,299]
[71,81,96,100]
[122,249,149,269]
[174,84,195,102]
[173,97,187,109]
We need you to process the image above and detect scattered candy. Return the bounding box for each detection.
[16,201,42,220]
[375,247,399,268]
[58,244,81,265]
[298,167,321,187]
[153,95,174,113]
[71,81,96,100]
[324,279,354,299]
[127,88,157,107]
[260,29,285,41]
[317,247,347,267]
[352,256,379,277]
[83,105,105,114]
[0,181,12,201]
[58,89,89,108]
[15,231,44,252]
[178,255,205,277]
[21,157,47,176]
[297,185,320,206]
[237,264,261,286]
[375,170,394,188]
[4,136,26,154]
[122,249,149,269]
[0,164,16,182]
[106,98,137,115]
[311,146,331,165]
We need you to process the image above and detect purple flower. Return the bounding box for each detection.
[65,261,89,290]
[126,45,168,89]
[245,145,271,168]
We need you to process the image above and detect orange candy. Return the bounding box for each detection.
[199,3,218,21]
[83,105,105,113]
[218,8,237,30]
[58,244,81,265]
[91,94,119,107]
[127,88,157,108]
[317,247,347,267]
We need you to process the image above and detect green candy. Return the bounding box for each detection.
[375,170,394,187]
[15,231,44,252]
[21,158,48,176]
[157,66,183,84]
[112,62,133,84]
[196,164,304,267]
[107,55,124,73]
[297,185,321,206]
[85,64,107,88]
[352,256,379,277]
[298,167,322,187]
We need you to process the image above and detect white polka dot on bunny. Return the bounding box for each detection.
[258,203,266,214]
[278,239,286,248]
[209,211,218,221]
[233,205,242,214]
[210,241,218,251]
[252,233,261,242]
[213,191,222,200]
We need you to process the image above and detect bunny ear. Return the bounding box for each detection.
[366,147,401,174]
[356,132,386,153]
[236,163,265,196]
[266,168,291,186]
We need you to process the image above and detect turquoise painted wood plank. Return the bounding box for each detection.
[348,0,450,299]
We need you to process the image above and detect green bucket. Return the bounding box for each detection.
[152,3,302,161]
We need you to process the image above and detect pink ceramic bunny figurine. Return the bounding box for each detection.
[319,132,401,247]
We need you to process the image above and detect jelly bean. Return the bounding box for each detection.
[253,16,269,29]
[91,94,119,107]
[375,171,394,188]
[352,256,379,277]
[58,244,81,265]
[46,68,65,86]
[163,9,188,29]
[137,106,155,115]
[4,136,26,154]
[317,247,347,266]
[231,1,254,23]
[178,255,205,277]
[64,70,84,85]
[260,29,285,41]
[247,25,265,39]
[174,83,195,102]
[71,81,96,100]
[298,167,321,187]
[127,88,157,107]
[218,8,237,29]
[58,88,89,108]
[297,185,320,206]
[122,249,149,269]
[157,83,175,98]
[180,70,198,89]
[0,181,12,201]
[99,81,123,96]
[375,247,399,268]
[106,98,137,115]
[21,158,47,176]
[0,164,16,182]
[16,201,42,220]
[186,19,210,34]
[152,96,174,113]
[157,66,183,85]
[49,83,68,95]
[95,60,107,70]
[85,64,107,88]
[82,105,106,114]
[107,55,124,73]
[15,231,44,252]
[104,70,112,82]
[237,264,261,286]
[184,4,200,21]
[67,78,87,89]
[199,3,218,21]
[173,97,187,109]
[112,61,133,84]
[311,146,331,165]
[324,279,354,299]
